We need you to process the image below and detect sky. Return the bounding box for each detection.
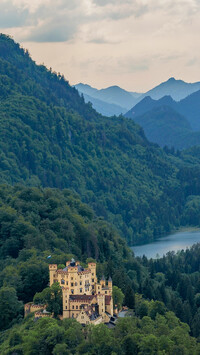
[0,0,200,92]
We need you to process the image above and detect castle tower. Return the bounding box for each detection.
[62,288,70,319]
[49,264,57,286]
[88,263,97,293]
[97,294,105,316]
[108,276,113,295]
[100,275,105,288]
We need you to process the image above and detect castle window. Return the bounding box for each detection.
[92,273,94,276]
[66,306,67,309]
[71,277,73,280]
[92,279,94,282]
[67,282,68,285]
[71,282,74,286]
[80,281,82,285]
[61,279,65,284]
[80,288,82,293]
[71,289,74,294]
[105,291,107,294]
[75,282,77,286]
[72,306,74,309]
[76,306,78,309]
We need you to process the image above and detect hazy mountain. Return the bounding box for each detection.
[76,78,200,117]
[131,106,200,149]
[75,83,141,111]
[81,92,127,116]
[177,90,200,131]
[125,95,177,118]
[140,77,200,102]
[75,83,98,97]
[125,89,200,149]
[126,89,200,131]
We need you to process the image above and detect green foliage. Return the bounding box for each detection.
[1,307,197,355]
[34,283,62,318]
[0,34,198,245]
[112,286,124,310]
[0,286,23,330]
[124,285,135,309]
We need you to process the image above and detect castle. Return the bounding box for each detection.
[49,259,114,325]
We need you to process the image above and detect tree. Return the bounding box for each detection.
[52,343,69,355]
[124,285,135,309]
[112,286,124,311]
[34,283,62,318]
[0,286,23,330]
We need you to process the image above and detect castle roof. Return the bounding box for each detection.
[62,264,84,272]
[69,295,95,303]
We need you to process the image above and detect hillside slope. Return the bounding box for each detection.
[0,34,200,245]
[125,91,200,148]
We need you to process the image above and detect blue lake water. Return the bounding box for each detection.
[131,230,200,259]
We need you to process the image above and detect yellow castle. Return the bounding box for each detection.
[49,259,114,325]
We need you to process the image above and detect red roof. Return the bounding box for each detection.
[69,295,95,302]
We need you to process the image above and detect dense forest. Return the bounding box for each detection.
[1,34,200,354]
[1,34,200,244]
[0,185,200,353]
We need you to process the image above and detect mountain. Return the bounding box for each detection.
[130,106,200,149]
[139,77,200,102]
[74,83,98,97]
[79,92,127,116]
[126,95,177,118]
[1,34,200,245]
[76,78,200,117]
[125,90,200,148]
[177,90,200,131]
[2,34,200,352]
[75,83,141,114]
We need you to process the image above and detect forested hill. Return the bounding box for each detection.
[0,34,200,245]
[0,34,100,121]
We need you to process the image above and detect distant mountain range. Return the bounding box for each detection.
[125,90,200,149]
[75,83,142,116]
[139,77,200,102]
[75,78,200,117]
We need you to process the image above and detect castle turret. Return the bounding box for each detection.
[49,264,57,286]
[100,275,105,288]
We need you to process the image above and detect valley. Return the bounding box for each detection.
[1,34,200,354]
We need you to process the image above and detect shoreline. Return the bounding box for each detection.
[131,225,200,248]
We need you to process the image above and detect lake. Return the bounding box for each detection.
[131,229,200,259]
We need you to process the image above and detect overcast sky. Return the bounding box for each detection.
[0,0,200,91]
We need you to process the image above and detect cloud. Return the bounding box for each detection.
[0,0,28,28]
[0,0,200,46]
